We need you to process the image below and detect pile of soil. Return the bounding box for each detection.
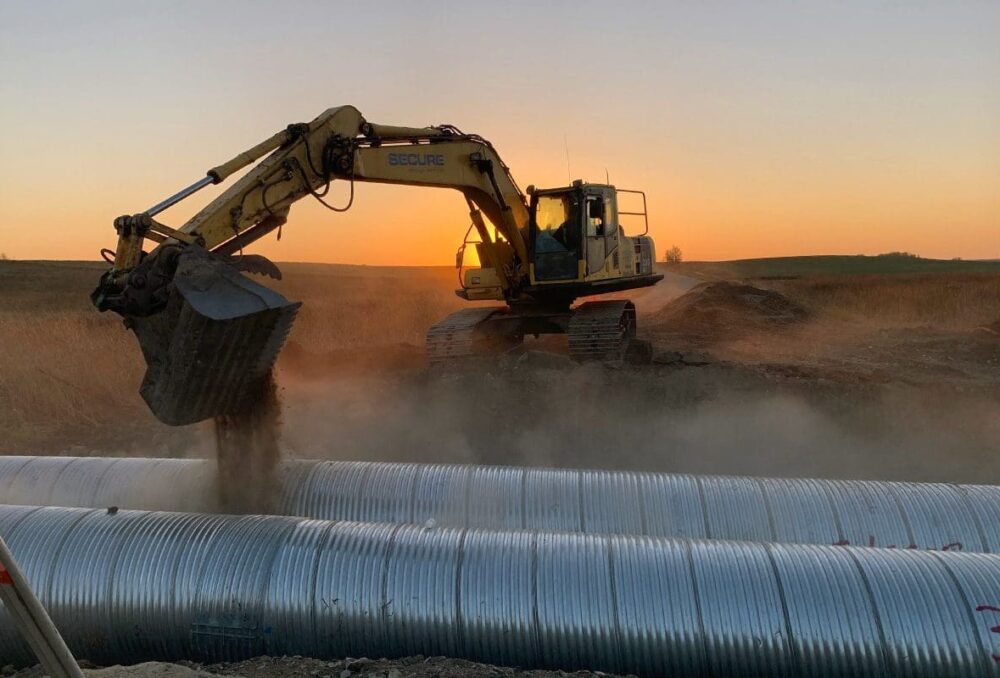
[10,657,630,678]
[198,656,629,677]
[644,281,808,346]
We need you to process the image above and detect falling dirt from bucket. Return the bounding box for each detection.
[213,371,282,514]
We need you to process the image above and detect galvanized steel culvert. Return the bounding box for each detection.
[0,505,999,675]
[0,455,996,552]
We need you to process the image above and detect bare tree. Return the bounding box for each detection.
[664,245,683,263]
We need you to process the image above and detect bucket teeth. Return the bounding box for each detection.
[129,249,300,426]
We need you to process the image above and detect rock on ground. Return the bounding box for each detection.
[87,664,235,678]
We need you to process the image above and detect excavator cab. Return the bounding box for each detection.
[527,182,647,287]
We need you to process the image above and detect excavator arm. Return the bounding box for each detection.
[92,106,533,425]
[100,106,529,295]
[344,137,531,291]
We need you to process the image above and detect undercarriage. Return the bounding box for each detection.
[426,299,643,365]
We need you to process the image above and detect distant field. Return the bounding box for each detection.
[0,260,466,453]
[664,254,1000,280]
[2,258,998,459]
[764,273,1000,328]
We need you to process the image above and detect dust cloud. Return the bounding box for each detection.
[274,361,999,485]
[267,273,999,486]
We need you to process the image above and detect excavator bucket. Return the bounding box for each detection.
[128,250,300,426]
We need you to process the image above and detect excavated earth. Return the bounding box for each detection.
[644,280,810,346]
[8,656,632,677]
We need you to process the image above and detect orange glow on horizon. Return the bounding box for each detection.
[2,137,997,265]
[1,3,997,264]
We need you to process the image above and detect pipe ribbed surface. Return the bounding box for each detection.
[0,505,998,675]
[0,456,997,552]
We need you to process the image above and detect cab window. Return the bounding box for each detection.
[602,195,617,237]
[533,193,581,281]
[586,196,605,237]
[534,194,580,253]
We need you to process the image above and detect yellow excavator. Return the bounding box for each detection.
[92,106,662,425]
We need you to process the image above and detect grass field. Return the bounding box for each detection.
[1,258,998,475]
[0,260,467,453]
[763,273,1000,328]
[667,253,1000,280]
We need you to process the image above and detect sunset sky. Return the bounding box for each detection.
[1,1,997,264]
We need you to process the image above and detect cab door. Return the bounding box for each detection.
[584,194,605,275]
[585,191,617,277]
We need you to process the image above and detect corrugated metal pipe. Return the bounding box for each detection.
[0,504,998,675]
[0,456,996,552]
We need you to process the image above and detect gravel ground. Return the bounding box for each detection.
[8,656,632,678]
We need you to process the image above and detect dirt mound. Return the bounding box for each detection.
[645,281,808,345]
[86,664,233,678]
[12,657,628,677]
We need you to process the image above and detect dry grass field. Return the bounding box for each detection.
[1,258,998,483]
[764,273,1000,329]
[0,261,471,453]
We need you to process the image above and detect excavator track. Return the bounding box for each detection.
[567,300,636,363]
[426,307,506,365]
